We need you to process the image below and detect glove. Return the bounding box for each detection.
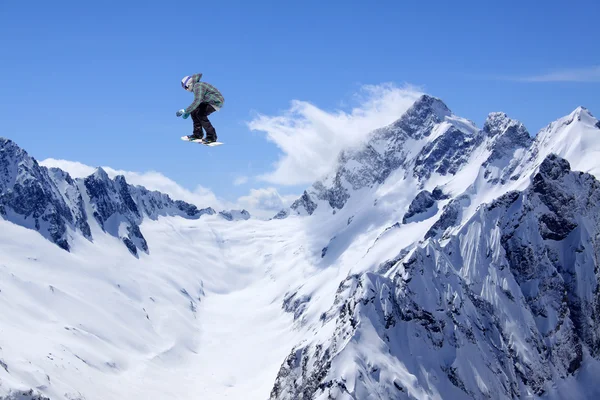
[182,113,190,119]
[176,109,186,117]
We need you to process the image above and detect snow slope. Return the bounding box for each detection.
[1,95,600,399]
[0,209,312,399]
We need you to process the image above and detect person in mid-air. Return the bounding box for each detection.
[176,73,224,144]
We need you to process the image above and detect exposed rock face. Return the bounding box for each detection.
[291,191,318,215]
[425,195,470,239]
[0,138,80,251]
[413,125,481,181]
[219,209,251,221]
[402,190,435,224]
[271,154,600,399]
[0,389,52,400]
[272,209,290,220]
[480,112,533,185]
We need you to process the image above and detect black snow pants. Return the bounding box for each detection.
[191,103,217,140]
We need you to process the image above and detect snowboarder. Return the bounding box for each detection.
[176,73,224,144]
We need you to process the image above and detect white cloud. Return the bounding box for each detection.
[41,158,222,209]
[41,159,97,178]
[236,187,298,219]
[233,176,249,186]
[247,83,423,186]
[509,65,600,82]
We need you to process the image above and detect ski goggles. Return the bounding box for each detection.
[181,76,192,90]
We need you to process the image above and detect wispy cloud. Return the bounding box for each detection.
[233,176,249,186]
[236,187,298,219]
[506,65,600,82]
[247,83,423,186]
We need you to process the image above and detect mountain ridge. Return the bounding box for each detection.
[269,96,600,399]
[0,137,242,255]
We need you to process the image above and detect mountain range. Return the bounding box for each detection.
[1,95,599,399]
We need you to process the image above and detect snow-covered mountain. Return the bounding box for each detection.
[1,95,600,400]
[0,137,218,256]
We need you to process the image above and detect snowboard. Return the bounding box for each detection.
[181,136,224,146]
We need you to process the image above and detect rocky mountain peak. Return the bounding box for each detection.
[480,112,532,177]
[483,112,528,139]
[572,105,592,118]
[411,94,452,120]
[390,94,452,140]
[219,209,251,221]
[0,137,29,160]
[91,166,110,181]
[537,153,572,181]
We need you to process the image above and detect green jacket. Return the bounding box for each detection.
[184,73,225,114]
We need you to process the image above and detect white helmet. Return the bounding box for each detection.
[181,75,194,91]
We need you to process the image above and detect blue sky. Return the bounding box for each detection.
[1,0,599,214]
